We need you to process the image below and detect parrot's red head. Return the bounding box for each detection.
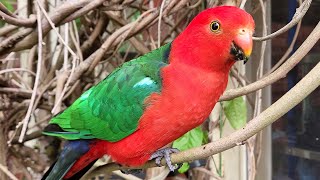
[170,6,255,71]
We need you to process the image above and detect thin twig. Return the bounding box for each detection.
[264,0,302,76]
[35,0,79,114]
[0,163,18,180]
[239,0,247,9]
[36,0,78,58]
[0,68,36,76]
[253,0,311,41]
[18,3,43,143]
[0,10,36,27]
[158,0,166,48]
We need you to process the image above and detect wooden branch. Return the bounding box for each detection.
[264,0,302,76]
[0,87,34,97]
[0,25,18,36]
[0,10,36,27]
[12,130,43,144]
[0,163,18,180]
[253,0,311,41]
[0,2,16,18]
[80,12,108,53]
[60,0,106,25]
[18,2,44,143]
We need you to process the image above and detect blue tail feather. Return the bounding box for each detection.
[42,140,91,180]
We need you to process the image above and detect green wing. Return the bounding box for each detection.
[43,43,171,142]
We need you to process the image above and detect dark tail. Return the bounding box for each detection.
[42,159,97,180]
[42,140,94,180]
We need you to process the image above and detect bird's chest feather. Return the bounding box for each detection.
[162,66,228,127]
[137,65,228,146]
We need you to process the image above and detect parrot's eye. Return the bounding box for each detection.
[210,21,221,32]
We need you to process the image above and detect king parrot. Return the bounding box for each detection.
[42,6,255,180]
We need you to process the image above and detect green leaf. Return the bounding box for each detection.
[75,18,81,29]
[172,127,205,173]
[177,163,189,173]
[222,96,247,130]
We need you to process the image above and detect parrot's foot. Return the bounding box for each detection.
[150,147,180,171]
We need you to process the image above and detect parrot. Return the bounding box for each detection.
[42,6,255,180]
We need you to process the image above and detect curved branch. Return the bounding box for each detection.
[86,53,320,177]
[80,12,108,53]
[0,68,36,76]
[0,10,36,27]
[0,2,16,18]
[264,13,302,76]
[253,0,311,41]
[60,0,106,25]
[0,25,18,36]
[220,21,320,101]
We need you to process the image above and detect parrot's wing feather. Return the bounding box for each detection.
[43,43,171,142]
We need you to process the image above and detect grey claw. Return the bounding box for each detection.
[150,147,180,171]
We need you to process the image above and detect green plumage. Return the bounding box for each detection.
[43,43,171,142]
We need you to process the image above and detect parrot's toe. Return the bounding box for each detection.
[150,147,180,171]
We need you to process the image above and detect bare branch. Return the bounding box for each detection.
[253,0,311,41]
[18,3,43,143]
[0,2,17,18]
[0,10,36,27]
[0,163,18,180]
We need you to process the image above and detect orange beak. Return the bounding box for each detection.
[233,28,253,63]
